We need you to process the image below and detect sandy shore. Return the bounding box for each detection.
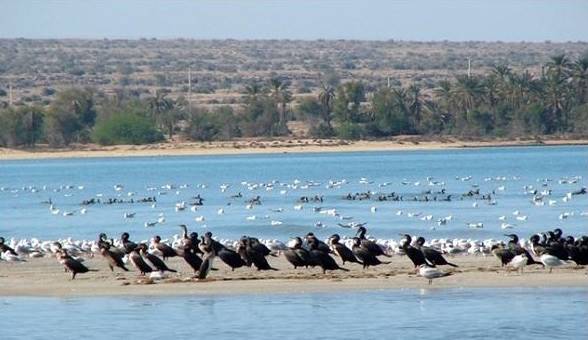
[0,255,585,297]
[1,138,587,161]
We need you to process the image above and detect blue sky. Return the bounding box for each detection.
[1,0,587,41]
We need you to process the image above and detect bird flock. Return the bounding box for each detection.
[1,225,586,285]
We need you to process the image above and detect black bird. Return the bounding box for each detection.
[308,238,349,274]
[0,237,18,256]
[504,234,542,266]
[415,237,458,267]
[357,227,390,257]
[217,247,246,271]
[152,235,178,260]
[329,234,361,265]
[283,237,311,269]
[305,233,331,254]
[198,237,215,280]
[178,225,203,273]
[491,244,516,266]
[567,236,588,265]
[242,237,278,271]
[120,232,137,255]
[98,241,129,272]
[57,249,97,280]
[351,237,388,269]
[129,246,153,275]
[400,234,433,269]
[139,243,177,273]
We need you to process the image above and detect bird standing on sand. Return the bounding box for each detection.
[418,265,453,285]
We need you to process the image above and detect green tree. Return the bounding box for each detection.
[318,82,336,127]
[333,81,365,123]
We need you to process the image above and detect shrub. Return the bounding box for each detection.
[92,113,163,145]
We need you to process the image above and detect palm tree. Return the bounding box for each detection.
[571,55,588,104]
[451,75,485,114]
[244,82,265,104]
[546,54,572,79]
[407,84,424,131]
[269,77,291,131]
[148,90,174,138]
[318,82,335,127]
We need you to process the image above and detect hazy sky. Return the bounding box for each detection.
[1,0,587,41]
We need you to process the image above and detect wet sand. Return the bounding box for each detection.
[0,255,585,296]
[1,138,587,161]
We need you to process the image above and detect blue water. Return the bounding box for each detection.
[1,288,587,340]
[0,146,587,242]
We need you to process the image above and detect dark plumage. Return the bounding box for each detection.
[308,239,349,274]
[505,234,542,266]
[416,237,458,267]
[139,244,177,273]
[152,235,178,260]
[329,234,361,265]
[401,234,433,268]
[283,237,311,269]
[99,241,129,272]
[129,248,153,275]
[357,227,390,257]
[0,237,18,256]
[351,237,388,269]
[305,233,331,254]
[121,232,138,255]
[57,249,96,280]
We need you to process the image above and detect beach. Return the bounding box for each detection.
[1,255,585,297]
[1,138,587,161]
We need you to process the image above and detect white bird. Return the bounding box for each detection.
[508,254,528,274]
[80,208,87,215]
[472,202,479,208]
[190,206,198,212]
[396,210,403,216]
[246,215,257,221]
[195,216,205,223]
[144,221,158,228]
[515,215,528,222]
[466,222,484,229]
[540,254,567,273]
[501,223,516,230]
[513,210,521,216]
[62,211,74,216]
[293,204,303,211]
[498,215,507,221]
[157,216,166,224]
[124,212,136,219]
[270,220,283,226]
[217,208,225,215]
[418,265,453,285]
[370,206,377,213]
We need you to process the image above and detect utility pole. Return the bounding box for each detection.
[387,76,391,88]
[188,67,192,114]
[467,57,472,78]
[8,81,13,106]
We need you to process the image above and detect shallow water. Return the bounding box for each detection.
[1,288,587,340]
[0,146,587,242]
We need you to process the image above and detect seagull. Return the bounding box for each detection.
[124,212,136,219]
[418,265,453,285]
[540,254,567,273]
[144,221,157,228]
[195,216,205,222]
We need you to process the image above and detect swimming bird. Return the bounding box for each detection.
[328,234,361,265]
[415,237,458,267]
[418,265,453,285]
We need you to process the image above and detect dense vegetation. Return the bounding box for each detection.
[0,53,587,147]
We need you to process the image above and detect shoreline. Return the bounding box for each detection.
[1,256,586,297]
[1,138,587,161]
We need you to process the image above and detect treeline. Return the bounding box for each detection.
[1,53,587,147]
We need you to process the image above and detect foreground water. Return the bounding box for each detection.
[0,146,587,242]
[2,288,586,340]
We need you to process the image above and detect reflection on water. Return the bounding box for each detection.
[2,288,587,340]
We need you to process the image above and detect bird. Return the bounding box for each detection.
[151,235,178,260]
[400,234,433,269]
[507,254,527,274]
[540,254,567,273]
[308,238,348,274]
[328,234,361,265]
[98,239,129,272]
[129,246,153,275]
[351,237,388,269]
[56,248,97,280]
[418,265,453,285]
[283,237,311,269]
[356,227,389,257]
[139,243,177,273]
[415,237,458,267]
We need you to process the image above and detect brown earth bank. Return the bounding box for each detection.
[1,137,587,161]
[0,255,586,297]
